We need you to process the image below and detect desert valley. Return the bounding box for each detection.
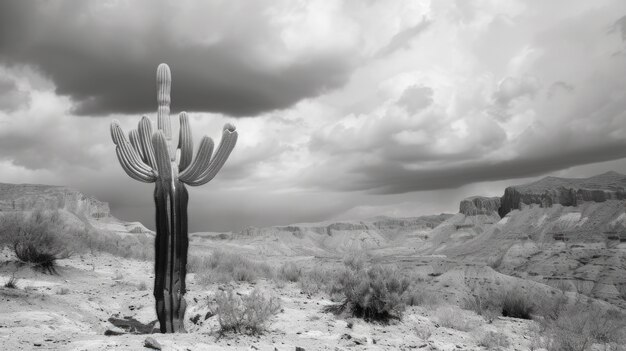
[1,171,625,350]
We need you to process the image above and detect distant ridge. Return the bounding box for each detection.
[458,171,626,217]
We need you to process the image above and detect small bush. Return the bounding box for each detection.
[137,281,148,291]
[4,275,18,289]
[278,262,302,282]
[214,288,281,335]
[330,262,410,321]
[501,288,534,319]
[541,303,626,351]
[298,265,331,295]
[462,288,501,323]
[435,305,475,331]
[0,210,74,273]
[403,285,440,308]
[479,331,510,350]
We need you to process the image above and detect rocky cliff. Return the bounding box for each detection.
[459,196,501,216]
[0,183,110,218]
[498,171,626,217]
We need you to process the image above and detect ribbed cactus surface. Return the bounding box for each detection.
[110,63,238,333]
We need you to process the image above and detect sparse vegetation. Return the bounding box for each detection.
[0,209,153,264]
[329,256,410,321]
[278,262,302,282]
[500,287,534,319]
[4,275,18,289]
[0,210,73,273]
[435,305,475,331]
[214,288,281,335]
[539,302,626,351]
[191,250,274,284]
[478,331,510,350]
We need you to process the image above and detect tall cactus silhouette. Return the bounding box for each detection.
[110,63,238,333]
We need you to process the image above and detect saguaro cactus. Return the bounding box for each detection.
[110,63,238,333]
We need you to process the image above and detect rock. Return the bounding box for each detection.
[295,347,305,351]
[459,196,501,216]
[104,327,126,336]
[352,336,367,345]
[144,337,162,350]
[498,172,626,217]
[0,183,110,218]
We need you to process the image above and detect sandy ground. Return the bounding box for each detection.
[0,249,558,351]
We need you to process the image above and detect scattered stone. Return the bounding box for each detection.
[104,327,126,336]
[144,337,162,350]
[352,336,367,345]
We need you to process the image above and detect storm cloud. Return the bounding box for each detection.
[0,1,357,117]
[0,0,625,232]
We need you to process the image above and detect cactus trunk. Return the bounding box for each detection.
[110,63,237,333]
[153,179,188,333]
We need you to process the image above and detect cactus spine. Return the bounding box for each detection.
[110,63,238,333]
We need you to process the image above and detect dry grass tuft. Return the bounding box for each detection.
[191,250,274,285]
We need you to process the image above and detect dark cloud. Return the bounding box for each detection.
[0,1,354,117]
[303,139,626,194]
[0,76,29,112]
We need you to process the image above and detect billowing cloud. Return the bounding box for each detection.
[0,75,29,112]
[0,1,363,116]
[0,0,625,232]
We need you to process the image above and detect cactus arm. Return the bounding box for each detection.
[156,63,174,160]
[184,124,237,186]
[129,129,145,162]
[111,121,155,178]
[138,116,158,170]
[177,112,193,172]
[115,148,156,183]
[178,136,214,183]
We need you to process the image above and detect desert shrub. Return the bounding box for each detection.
[330,261,410,321]
[193,250,274,284]
[0,210,153,262]
[462,286,502,323]
[479,331,510,350]
[298,264,332,294]
[536,291,569,321]
[0,210,74,272]
[214,288,281,335]
[435,305,475,331]
[403,284,441,308]
[4,275,18,289]
[540,302,626,351]
[500,288,534,319]
[278,262,302,282]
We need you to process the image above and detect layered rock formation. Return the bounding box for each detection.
[498,171,626,217]
[459,196,501,216]
[0,183,110,218]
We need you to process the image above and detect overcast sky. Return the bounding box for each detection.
[0,0,625,232]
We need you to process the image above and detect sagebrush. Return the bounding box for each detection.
[214,288,281,335]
